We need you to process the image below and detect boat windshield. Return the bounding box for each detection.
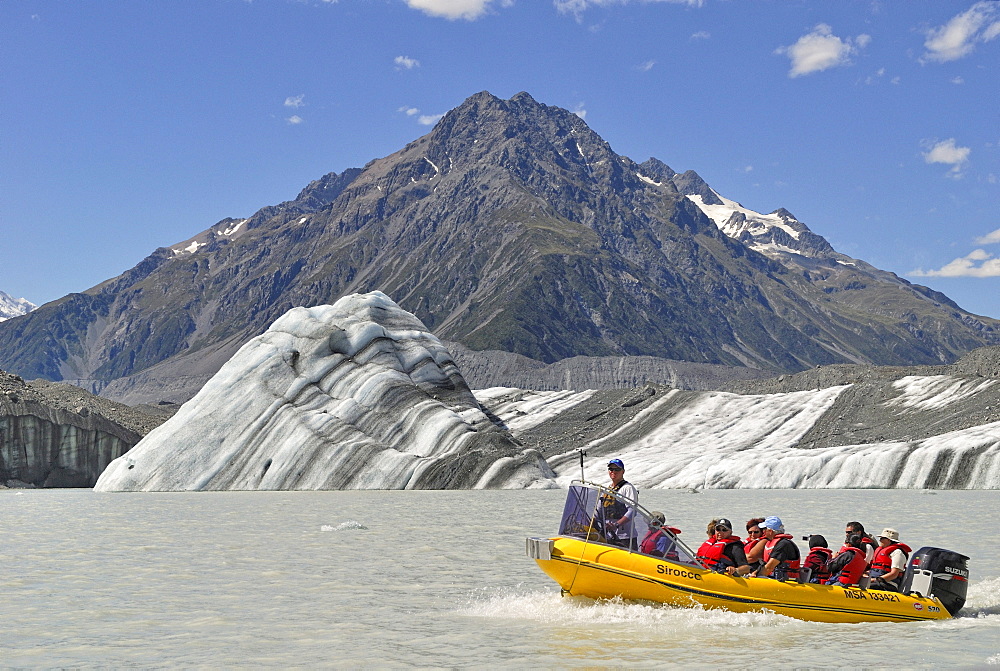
[557,482,702,567]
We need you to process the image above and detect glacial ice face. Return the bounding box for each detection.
[95,292,554,491]
[483,385,1000,490]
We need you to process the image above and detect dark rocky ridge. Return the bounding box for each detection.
[446,341,772,391]
[0,91,998,405]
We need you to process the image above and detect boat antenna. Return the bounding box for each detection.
[577,448,587,483]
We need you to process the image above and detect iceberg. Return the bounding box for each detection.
[95,292,554,491]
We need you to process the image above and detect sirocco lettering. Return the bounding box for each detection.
[656,565,704,581]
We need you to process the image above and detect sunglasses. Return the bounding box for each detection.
[608,467,623,472]
[715,527,731,533]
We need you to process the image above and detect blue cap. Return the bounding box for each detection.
[607,459,624,470]
[760,516,784,532]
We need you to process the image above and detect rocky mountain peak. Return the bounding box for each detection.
[1,90,998,404]
[671,169,723,205]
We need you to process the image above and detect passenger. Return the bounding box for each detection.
[752,516,800,580]
[600,459,638,548]
[869,528,911,592]
[697,518,753,576]
[802,535,833,584]
[744,517,766,573]
[705,518,718,539]
[842,521,877,565]
[825,534,868,587]
[640,511,681,559]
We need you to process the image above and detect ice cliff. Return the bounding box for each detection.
[478,377,1000,489]
[1,371,165,487]
[95,292,554,491]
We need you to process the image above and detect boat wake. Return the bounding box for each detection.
[459,578,1000,630]
[457,585,804,631]
[951,577,1000,619]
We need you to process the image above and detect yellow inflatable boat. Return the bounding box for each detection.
[526,483,969,624]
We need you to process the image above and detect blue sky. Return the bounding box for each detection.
[3,0,999,319]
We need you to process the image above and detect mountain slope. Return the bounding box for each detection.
[0,91,997,403]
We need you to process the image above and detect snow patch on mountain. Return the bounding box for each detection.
[687,192,802,240]
[0,291,36,322]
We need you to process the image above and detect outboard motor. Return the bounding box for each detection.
[900,546,970,616]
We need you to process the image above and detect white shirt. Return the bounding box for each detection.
[613,481,638,539]
[889,547,907,571]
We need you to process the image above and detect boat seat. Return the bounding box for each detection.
[797,567,813,583]
[858,575,871,589]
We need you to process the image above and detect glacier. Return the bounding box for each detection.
[95,292,555,491]
[481,384,1000,490]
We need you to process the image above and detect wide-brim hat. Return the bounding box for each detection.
[879,527,900,542]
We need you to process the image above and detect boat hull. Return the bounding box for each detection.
[534,536,951,624]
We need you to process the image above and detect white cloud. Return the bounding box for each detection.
[776,24,869,77]
[394,55,420,70]
[691,30,710,40]
[923,1,1000,63]
[923,138,971,177]
[405,0,495,20]
[572,102,587,119]
[398,106,438,124]
[555,0,704,19]
[864,67,886,85]
[418,113,445,125]
[911,249,1000,278]
[636,60,656,71]
[975,228,1000,245]
[951,76,966,84]
[284,94,305,108]
[286,115,304,125]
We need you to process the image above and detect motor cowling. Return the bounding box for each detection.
[900,546,970,616]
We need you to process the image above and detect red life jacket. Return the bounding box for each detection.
[697,536,743,570]
[869,542,911,580]
[839,536,876,566]
[762,534,800,579]
[834,547,867,586]
[804,547,833,583]
[641,530,665,556]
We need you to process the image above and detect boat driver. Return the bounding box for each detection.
[600,459,638,548]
